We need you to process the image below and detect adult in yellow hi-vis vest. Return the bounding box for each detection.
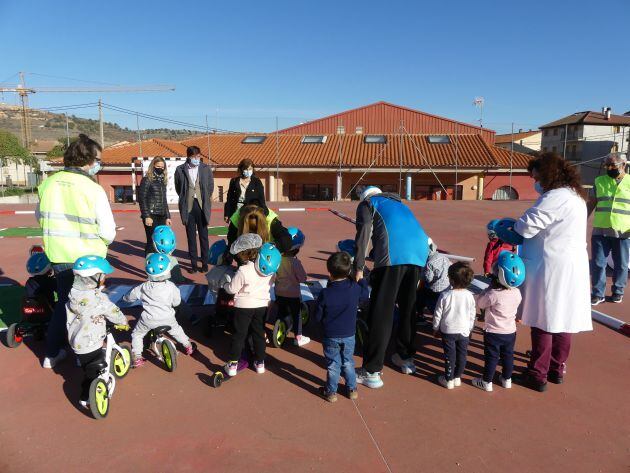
[36,134,116,369]
[588,153,630,305]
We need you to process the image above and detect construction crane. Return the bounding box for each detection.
[0,72,175,149]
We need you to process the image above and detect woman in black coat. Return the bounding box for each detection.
[223,158,266,223]
[138,156,172,256]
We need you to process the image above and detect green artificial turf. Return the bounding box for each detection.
[0,227,43,237]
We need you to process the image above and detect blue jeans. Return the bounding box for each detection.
[45,263,74,358]
[591,235,630,297]
[323,336,356,393]
[483,331,516,383]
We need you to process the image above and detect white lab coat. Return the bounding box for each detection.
[514,187,592,333]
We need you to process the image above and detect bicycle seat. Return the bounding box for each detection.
[152,325,171,336]
[85,359,108,377]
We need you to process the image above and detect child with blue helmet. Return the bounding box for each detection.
[472,251,525,392]
[274,227,310,347]
[66,255,129,408]
[24,251,57,311]
[219,233,278,377]
[124,253,196,368]
[152,225,190,285]
[483,219,517,277]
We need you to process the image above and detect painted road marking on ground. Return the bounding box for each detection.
[15,211,35,215]
[352,401,393,473]
[278,208,305,212]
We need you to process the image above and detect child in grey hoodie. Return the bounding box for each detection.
[124,253,195,368]
[66,255,128,407]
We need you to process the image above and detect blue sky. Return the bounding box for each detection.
[1,0,629,135]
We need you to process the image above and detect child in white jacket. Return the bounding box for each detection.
[66,256,129,408]
[433,262,476,390]
[125,253,195,368]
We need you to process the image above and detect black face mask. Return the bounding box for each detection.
[154,168,165,176]
[607,169,620,179]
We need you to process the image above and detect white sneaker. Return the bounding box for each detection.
[472,377,493,392]
[500,376,512,389]
[225,361,238,377]
[42,349,67,369]
[356,368,384,389]
[254,361,265,374]
[391,353,417,375]
[453,377,462,387]
[438,375,454,390]
[294,335,311,347]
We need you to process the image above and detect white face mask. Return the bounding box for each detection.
[190,158,200,166]
[242,169,253,178]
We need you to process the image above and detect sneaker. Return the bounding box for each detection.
[591,295,605,306]
[438,375,454,390]
[42,349,67,369]
[453,377,462,387]
[318,387,338,403]
[190,313,201,326]
[254,360,265,374]
[348,388,359,401]
[500,376,512,389]
[225,361,238,377]
[79,399,89,408]
[184,342,197,356]
[610,294,623,304]
[356,368,384,389]
[547,372,564,384]
[294,335,311,347]
[133,356,147,368]
[472,377,493,392]
[391,353,416,375]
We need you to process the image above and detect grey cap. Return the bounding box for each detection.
[230,233,263,255]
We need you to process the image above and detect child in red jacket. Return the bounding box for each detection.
[483,220,516,277]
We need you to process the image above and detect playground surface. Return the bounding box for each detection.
[0,201,628,473]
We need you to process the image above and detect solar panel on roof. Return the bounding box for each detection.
[364,135,387,144]
[301,135,327,144]
[427,136,451,144]
[242,136,267,144]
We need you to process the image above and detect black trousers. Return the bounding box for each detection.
[185,200,209,268]
[229,307,267,363]
[483,331,516,383]
[77,348,105,401]
[442,333,469,381]
[363,265,421,373]
[143,214,167,256]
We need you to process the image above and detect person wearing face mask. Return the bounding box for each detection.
[36,134,117,370]
[224,158,266,224]
[138,156,172,256]
[506,153,592,392]
[587,154,630,305]
[174,146,215,273]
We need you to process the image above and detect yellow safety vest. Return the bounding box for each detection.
[593,174,630,233]
[38,170,108,263]
[230,207,279,240]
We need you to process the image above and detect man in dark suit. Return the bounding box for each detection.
[174,146,214,273]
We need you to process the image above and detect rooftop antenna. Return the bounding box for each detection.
[473,97,485,129]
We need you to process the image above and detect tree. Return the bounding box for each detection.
[0,130,30,167]
[47,136,78,159]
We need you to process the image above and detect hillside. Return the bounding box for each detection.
[0,103,204,147]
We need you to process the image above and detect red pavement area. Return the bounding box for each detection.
[0,201,629,473]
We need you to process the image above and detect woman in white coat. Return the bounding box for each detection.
[513,154,592,392]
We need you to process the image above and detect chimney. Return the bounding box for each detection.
[355,126,363,135]
[336,125,345,135]
[518,128,523,133]
[603,107,612,120]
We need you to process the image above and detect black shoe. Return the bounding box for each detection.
[201,264,209,273]
[591,295,605,306]
[517,374,548,392]
[610,294,623,304]
[547,372,564,384]
[187,267,198,274]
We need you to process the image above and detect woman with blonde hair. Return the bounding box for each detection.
[138,156,172,256]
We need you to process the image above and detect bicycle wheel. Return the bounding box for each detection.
[110,342,132,379]
[6,324,23,348]
[272,319,287,348]
[300,303,310,328]
[161,339,177,372]
[88,378,109,420]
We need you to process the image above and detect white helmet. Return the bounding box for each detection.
[360,186,382,201]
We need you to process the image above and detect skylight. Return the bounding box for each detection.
[364,135,387,144]
[427,135,451,144]
[301,135,327,144]
[242,135,267,144]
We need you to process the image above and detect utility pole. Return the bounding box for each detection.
[136,113,143,157]
[18,72,32,149]
[65,113,70,146]
[98,98,105,148]
[275,116,279,202]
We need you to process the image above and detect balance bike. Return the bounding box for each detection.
[6,297,52,349]
[271,302,311,348]
[86,324,132,420]
[212,358,250,388]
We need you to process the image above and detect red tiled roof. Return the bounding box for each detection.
[490,145,532,169]
[276,101,496,143]
[495,130,540,144]
[100,138,196,165]
[540,111,630,128]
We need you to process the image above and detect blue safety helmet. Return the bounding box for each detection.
[209,239,228,265]
[287,227,305,250]
[26,252,51,276]
[145,253,171,279]
[152,225,176,254]
[256,242,282,276]
[336,239,356,258]
[486,219,500,237]
[496,251,526,288]
[493,218,524,245]
[73,255,114,277]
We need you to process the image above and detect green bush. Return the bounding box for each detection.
[0,187,35,197]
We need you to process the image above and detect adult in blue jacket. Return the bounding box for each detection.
[353,186,430,389]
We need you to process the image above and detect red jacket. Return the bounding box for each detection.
[483,239,516,274]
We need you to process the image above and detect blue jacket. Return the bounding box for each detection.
[315,278,369,339]
[354,193,429,271]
